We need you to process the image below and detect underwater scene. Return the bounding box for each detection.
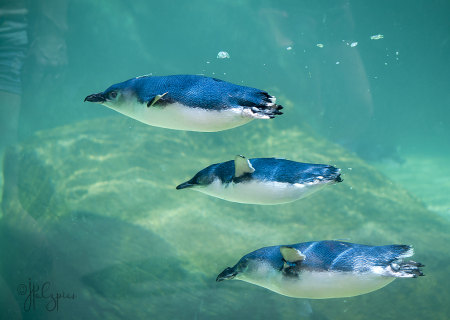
[0,0,449,319]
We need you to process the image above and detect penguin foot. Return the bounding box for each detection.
[319,166,342,184]
[390,260,425,278]
[242,94,283,119]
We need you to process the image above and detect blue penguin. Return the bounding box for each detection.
[84,75,283,132]
[176,155,342,205]
[216,240,425,299]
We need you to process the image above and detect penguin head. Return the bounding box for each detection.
[216,253,274,283]
[84,79,137,112]
[85,83,121,103]
[177,155,254,191]
[176,167,217,190]
[216,257,250,282]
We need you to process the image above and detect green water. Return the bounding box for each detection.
[1,0,449,319]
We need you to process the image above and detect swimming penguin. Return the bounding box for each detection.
[216,240,425,299]
[84,75,283,132]
[176,155,342,205]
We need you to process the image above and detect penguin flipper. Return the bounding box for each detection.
[234,155,255,178]
[280,246,306,263]
[147,92,169,107]
[280,246,305,277]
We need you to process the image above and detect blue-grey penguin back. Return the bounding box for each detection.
[239,158,342,184]
[255,240,422,275]
[128,75,282,115]
[216,240,424,299]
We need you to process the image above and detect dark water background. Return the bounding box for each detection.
[0,0,449,319]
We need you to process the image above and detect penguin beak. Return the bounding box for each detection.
[216,267,238,282]
[176,181,196,190]
[84,92,106,103]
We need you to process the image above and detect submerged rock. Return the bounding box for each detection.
[2,116,449,319]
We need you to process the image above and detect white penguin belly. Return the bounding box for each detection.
[197,180,330,205]
[107,101,253,132]
[243,269,395,299]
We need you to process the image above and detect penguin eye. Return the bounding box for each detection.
[109,91,117,99]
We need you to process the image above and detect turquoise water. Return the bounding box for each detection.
[1,0,449,319]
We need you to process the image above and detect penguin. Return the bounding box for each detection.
[84,74,283,132]
[216,240,425,299]
[176,155,342,205]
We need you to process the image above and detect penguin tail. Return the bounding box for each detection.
[242,93,283,119]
